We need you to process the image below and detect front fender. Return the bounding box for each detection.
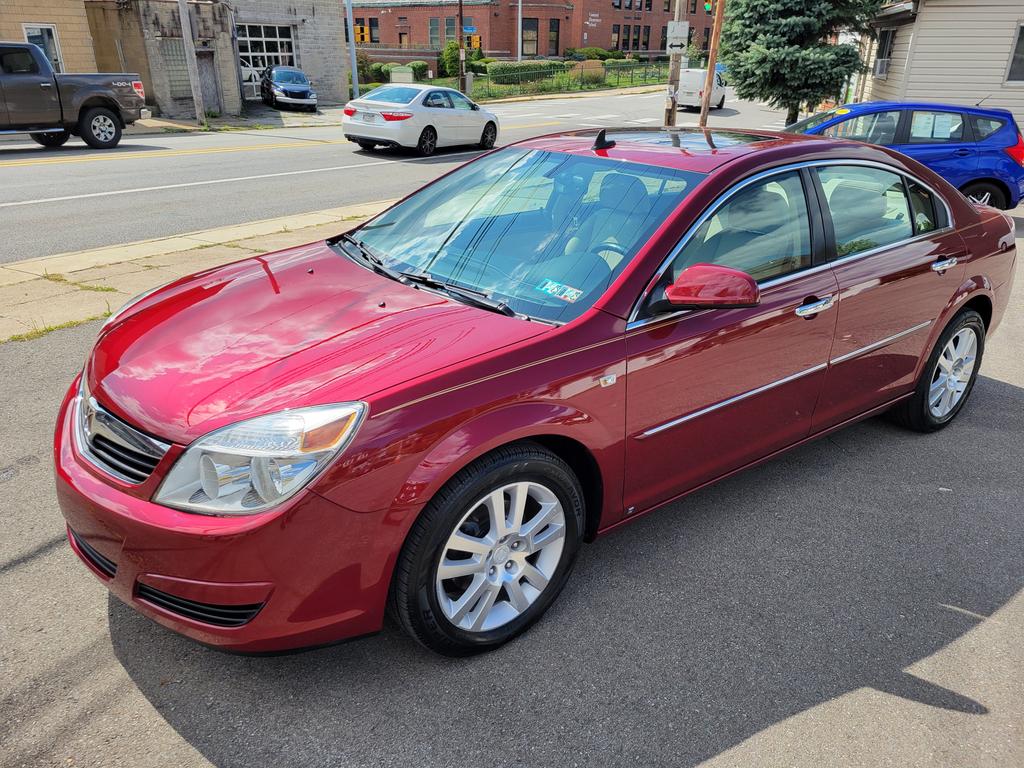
[393,400,621,515]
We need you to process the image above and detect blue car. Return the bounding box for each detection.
[786,101,1024,210]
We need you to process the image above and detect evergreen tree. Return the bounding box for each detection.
[720,0,881,124]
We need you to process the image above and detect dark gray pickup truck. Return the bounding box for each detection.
[0,42,148,149]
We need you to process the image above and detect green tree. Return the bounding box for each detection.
[441,40,460,78]
[720,0,881,125]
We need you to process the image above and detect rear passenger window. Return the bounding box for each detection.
[970,116,1005,140]
[823,111,900,145]
[905,179,947,233]
[0,48,38,74]
[907,111,965,143]
[424,92,452,108]
[817,166,913,257]
[665,171,812,283]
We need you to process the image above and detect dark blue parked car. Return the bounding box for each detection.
[786,101,1024,210]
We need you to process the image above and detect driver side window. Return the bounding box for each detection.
[661,171,812,288]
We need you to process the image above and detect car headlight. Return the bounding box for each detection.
[154,403,366,516]
[272,85,284,94]
[309,91,317,99]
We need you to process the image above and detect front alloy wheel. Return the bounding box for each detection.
[436,481,565,632]
[391,443,584,656]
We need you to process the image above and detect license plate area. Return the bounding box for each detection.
[359,112,377,123]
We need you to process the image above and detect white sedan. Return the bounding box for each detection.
[343,84,499,156]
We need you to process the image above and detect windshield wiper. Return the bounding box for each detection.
[335,234,408,283]
[400,271,517,317]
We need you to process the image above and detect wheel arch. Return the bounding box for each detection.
[960,177,1011,209]
[77,96,125,127]
[913,278,994,382]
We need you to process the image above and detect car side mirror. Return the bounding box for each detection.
[656,263,760,311]
[470,102,480,110]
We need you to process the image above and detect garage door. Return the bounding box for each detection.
[237,24,296,100]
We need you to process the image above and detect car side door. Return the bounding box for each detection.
[0,45,61,128]
[810,162,967,431]
[890,109,979,189]
[820,109,902,147]
[624,169,840,514]
[422,90,458,145]
[448,91,481,143]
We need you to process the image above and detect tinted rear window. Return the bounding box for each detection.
[363,86,420,104]
[0,48,38,74]
[970,115,1006,140]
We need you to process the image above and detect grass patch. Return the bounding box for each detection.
[3,312,110,344]
[42,272,119,293]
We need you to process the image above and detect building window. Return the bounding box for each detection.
[22,24,63,72]
[611,24,620,49]
[522,18,539,56]
[237,24,295,99]
[1007,25,1024,81]
[689,0,697,12]
[622,25,631,50]
[874,28,895,78]
[367,18,380,43]
[160,39,192,99]
[548,19,560,56]
[660,25,667,50]
[625,0,633,9]
[634,25,641,49]
[645,0,652,11]
[642,25,650,50]
[429,18,440,48]
[613,0,622,9]
[398,16,408,23]
[663,0,670,10]
[702,26,710,49]
[445,16,457,43]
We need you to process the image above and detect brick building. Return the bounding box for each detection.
[0,0,98,73]
[350,0,715,62]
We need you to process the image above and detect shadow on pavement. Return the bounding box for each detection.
[109,375,1024,767]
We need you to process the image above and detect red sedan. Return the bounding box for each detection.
[56,128,1017,656]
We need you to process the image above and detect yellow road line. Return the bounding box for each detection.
[0,139,350,168]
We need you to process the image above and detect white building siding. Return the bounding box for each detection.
[865,0,1024,125]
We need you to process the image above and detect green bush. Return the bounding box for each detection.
[468,61,488,75]
[369,62,390,82]
[565,46,624,61]
[486,60,566,84]
[355,51,373,84]
[440,41,460,77]
[407,60,429,80]
[603,59,637,69]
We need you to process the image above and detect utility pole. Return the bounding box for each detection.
[175,0,205,125]
[458,0,466,93]
[698,0,726,128]
[516,0,523,62]
[342,0,360,99]
[663,0,686,126]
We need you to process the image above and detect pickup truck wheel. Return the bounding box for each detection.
[30,131,70,148]
[80,107,122,149]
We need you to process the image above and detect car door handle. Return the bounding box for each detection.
[953,149,971,157]
[931,256,959,273]
[794,295,835,318]
[39,82,52,89]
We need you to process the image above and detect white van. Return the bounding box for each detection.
[676,68,726,110]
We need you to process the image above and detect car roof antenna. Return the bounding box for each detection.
[592,129,616,151]
[975,94,992,107]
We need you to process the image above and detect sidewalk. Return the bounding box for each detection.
[0,199,393,343]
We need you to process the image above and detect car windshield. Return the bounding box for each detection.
[352,148,705,323]
[783,108,842,133]
[273,70,308,85]
[363,86,420,104]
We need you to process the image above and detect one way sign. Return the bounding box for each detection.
[667,20,690,53]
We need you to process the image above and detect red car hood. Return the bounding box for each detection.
[88,241,546,444]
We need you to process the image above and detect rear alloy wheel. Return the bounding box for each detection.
[890,309,985,432]
[390,443,584,656]
[30,131,70,148]
[479,121,497,149]
[961,181,1007,210]
[417,126,437,156]
[79,107,122,149]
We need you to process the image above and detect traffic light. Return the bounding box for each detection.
[704,1,712,10]
[353,25,370,44]
[468,34,481,49]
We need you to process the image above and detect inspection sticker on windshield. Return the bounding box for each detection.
[537,279,583,303]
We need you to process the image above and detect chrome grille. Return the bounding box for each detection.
[76,384,170,484]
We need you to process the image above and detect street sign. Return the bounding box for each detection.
[463,25,476,33]
[667,20,689,52]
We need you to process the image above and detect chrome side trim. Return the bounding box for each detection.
[637,363,828,439]
[829,320,932,366]
[628,158,955,324]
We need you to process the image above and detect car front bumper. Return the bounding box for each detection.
[274,94,317,106]
[53,381,396,652]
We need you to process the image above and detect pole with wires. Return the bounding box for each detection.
[698,0,725,128]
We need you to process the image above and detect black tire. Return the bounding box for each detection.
[890,309,985,432]
[716,95,725,109]
[479,121,497,149]
[356,140,376,151]
[417,126,437,156]
[79,107,122,149]
[390,442,585,656]
[30,131,70,148]
[961,181,1008,210]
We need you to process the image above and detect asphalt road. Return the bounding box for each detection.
[1,205,1022,765]
[0,90,787,262]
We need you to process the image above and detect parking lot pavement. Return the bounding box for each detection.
[1,219,1021,768]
